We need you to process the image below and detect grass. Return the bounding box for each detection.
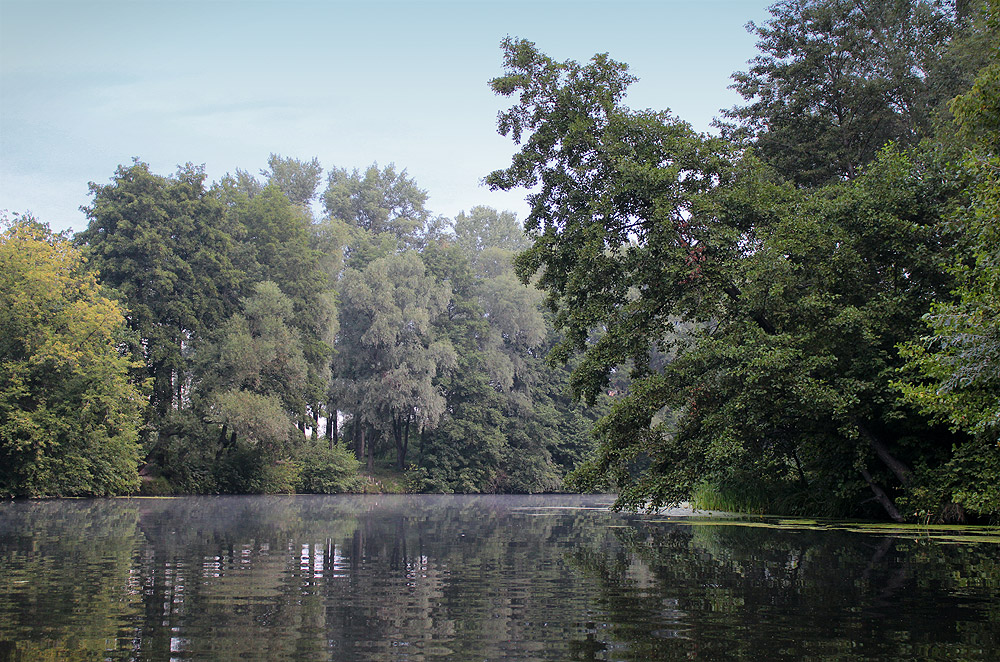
[360,466,407,493]
[690,480,772,515]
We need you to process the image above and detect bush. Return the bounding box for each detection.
[215,445,301,494]
[138,476,174,496]
[295,442,363,494]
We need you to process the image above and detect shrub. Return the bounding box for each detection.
[295,442,363,494]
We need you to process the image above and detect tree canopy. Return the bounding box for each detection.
[488,8,998,521]
[723,0,961,185]
[3,0,997,517]
[1,215,146,497]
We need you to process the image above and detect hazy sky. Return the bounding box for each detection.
[1,0,773,234]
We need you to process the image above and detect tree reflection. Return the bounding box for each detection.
[1,497,997,661]
[566,519,1000,660]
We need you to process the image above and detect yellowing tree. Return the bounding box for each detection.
[0,214,146,496]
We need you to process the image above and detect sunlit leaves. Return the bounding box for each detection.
[0,215,146,496]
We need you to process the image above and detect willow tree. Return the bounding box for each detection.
[333,251,455,470]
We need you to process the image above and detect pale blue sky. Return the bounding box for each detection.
[1,0,773,233]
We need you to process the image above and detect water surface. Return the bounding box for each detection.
[0,494,997,660]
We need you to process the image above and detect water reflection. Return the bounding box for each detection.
[0,495,997,661]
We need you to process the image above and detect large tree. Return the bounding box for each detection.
[723,0,959,186]
[261,153,323,208]
[488,38,962,519]
[216,171,338,431]
[333,251,455,470]
[77,161,241,418]
[1,215,146,497]
[897,4,1000,517]
[323,163,430,249]
[414,210,592,494]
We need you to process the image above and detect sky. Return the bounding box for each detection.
[0,0,774,234]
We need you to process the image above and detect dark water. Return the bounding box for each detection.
[0,495,997,661]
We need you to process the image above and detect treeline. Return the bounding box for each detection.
[4,0,999,522]
[1,158,602,497]
[490,0,1000,522]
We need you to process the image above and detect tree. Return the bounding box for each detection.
[323,163,430,248]
[207,389,300,493]
[0,215,146,497]
[488,38,961,519]
[197,281,311,417]
[412,207,599,494]
[453,206,529,261]
[76,160,241,418]
[723,0,958,186]
[332,251,455,470]
[897,4,1000,517]
[216,175,338,431]
[149,281,314,493]
[415,238,523,492]
[261,153,323,207]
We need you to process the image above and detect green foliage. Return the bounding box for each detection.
[491,34,989,520]
[723,0,959,185]
[0,215,146,497]
[146,409,220,493]
[415,209,599,494]
[295,441,363,494]
[219,181,337,416]
[895,9,1000,518]
[261,153,323,207]
[197,281,311,418]
[897,436,1000,521]
[690,480,760,514]
[323,162,429,247]
[215,446,301,494]
[5,145,605,499]
[77,160,241,418]
[333,250,455,470]
[453,206,530,272]
[209,390,296,453]
[138,475,174,496]
[204,389,299,494]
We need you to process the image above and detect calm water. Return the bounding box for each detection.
[0,495,997,661]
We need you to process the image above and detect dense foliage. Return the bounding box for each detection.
[1,149,598,496]
[489,0,999,521]
[0,215,145,496]
[2,0,997,520]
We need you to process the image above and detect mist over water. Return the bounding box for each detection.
[1,494,997,660]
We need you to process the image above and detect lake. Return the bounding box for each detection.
[0,494,997,661]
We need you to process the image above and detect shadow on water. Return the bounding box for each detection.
[0,495,997,661]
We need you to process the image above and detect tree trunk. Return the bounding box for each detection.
[859,466,904,522]
[214,423,229,460]
[392,417,411,470]
[152,360,173,418]
[859,424,912,486]
[403,419,410,468]
[366,428,375,473]
[354,420,364,462]
[792,448,808,488]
